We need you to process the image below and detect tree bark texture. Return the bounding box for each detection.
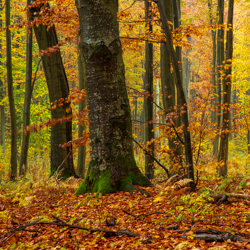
[77,46,86,178]
[157,0,195,186]
[173,0,182,127]
[208,0,217,136]
[213,0,224,157]
[19,0,33,176]
[160,0,182,175]
[6,0,18,180]
[217,0,234,177]
[75,0,152,196]
[144,0,154,180]
[0,0,5,153]
[30,4,76,179]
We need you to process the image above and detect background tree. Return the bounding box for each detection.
[160,0,182,175]
[75,0,152,196]
[0,0,5,153]
[77,42,86,178]
[156,0,195,186]
[213,0,224,157]
[19,0,33,176]
[6,0,18,180]
[30,3,77,179]
[217,0,234,177]
[144,0,154,180]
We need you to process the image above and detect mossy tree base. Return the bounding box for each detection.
[75,157,152,197]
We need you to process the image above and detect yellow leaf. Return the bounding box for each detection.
[174,241,189,250]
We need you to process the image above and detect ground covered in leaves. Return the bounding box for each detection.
[1,174,250,249]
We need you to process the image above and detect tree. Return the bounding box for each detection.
[144,0,154,180]
[0,0,5,153]
[75,0,152,196]
[160,0,182,175]
[213,0,224,157]
[217,0,234,177]
[156,0,195,186]
[77,42,86,178]
[19,0,33,176]
[6,0,18,180]
[30,3,77,179]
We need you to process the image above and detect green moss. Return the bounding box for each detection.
[75,150,152,196]
[75,168,115,196]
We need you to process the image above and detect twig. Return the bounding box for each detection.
[132,138,170,178]
[129,86,184,145]
[31,58,42,93]
[53,150,71,179]
[119,0,139,12]
[120,36,163,43]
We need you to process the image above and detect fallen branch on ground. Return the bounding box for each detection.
[1,214,141,245]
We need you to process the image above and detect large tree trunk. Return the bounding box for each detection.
[77,45,86,178]
[75,0,152,196]
[6,0,18,180]
[30,4,76,180]
[213,0,224,157]
[19,0,33,176]
[144,0,154,180]
[0,0,5,153]
[160,0,182,175]
[217,0,234,177]
[157,0,195,187]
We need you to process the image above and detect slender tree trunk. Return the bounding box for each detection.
[134,98,139,155]
[144,0,154,180]
[160,0,182,175]
[75,0,152,196]
[182,37,191,102]
[77,46,86,178]
[173,0,182,127]
[213,0,224,157]
[155,78,159,139]
[157,0,195,186]
[208,0,217,136]
[6,0,18,180]
[217,0,234,177]
[30,4,76,179]
[0,0,5,153]
[19,0,33,176]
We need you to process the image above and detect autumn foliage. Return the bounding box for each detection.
[1,0,250,248]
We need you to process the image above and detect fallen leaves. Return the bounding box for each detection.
[1,176,250,249]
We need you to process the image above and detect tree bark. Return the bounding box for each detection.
[77,45,86,178]
[217,0,234,177]
[144,0,154,180]
[213,0,224,157]
[160,0,182,175]
[157,0,195,186]
[75,0,152,196]
[19,0,33,176]
[30,4,76,180]
[6,0,18,180]
[208,0,217,140]
[0,0,5,153]
[173,0,182,127]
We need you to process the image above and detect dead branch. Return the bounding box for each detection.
[132,138,170,178]
[1,214,141,244]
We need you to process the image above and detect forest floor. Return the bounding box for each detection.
[1,170,250,249]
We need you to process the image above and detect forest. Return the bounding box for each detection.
[1,0,250,249]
